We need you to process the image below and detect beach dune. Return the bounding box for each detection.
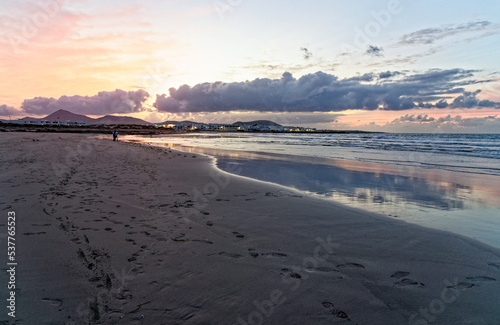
[1,133,499,324]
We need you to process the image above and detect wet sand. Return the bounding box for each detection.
[129,139,500,249]
[1,133,499,324]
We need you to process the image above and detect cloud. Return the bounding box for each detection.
[436,115,461,123]
[450,91,480,108]
[300,47,313,60]
[435,99,448,108]
[364,47,442,69]
[364,114,500,133]
[365,45,383,57]
[346,73,375,82]
[400,21,492,45]
[0,104,19,117]
[169,111,342,127]
[434,115,499,129]
[447,90,500,108]
[390,114,500,128]
[455,115,497,127]
[393,114,435,123]
[378,71,402,79]
[154,69,499,113]
[22,89,150,116]
[241,56,340,77]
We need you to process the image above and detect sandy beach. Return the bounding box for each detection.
[1,132,500,324]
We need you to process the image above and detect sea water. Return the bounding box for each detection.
[128,133,500,248]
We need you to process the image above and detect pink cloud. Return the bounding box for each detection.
[0,1,179,108]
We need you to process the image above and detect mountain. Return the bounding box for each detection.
[160,120,204,125]
[159,120,282,126]
[19,109,150,125]
[95,115,150,125]
[17,109,284,127]
[232,120,282,126]
[20,116,41,121]
[43,109,96,123]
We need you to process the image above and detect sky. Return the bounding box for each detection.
[1,0,500,132]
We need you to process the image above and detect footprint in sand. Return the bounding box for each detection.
[466,276,496,282]
[455,282,476,289]
[192,239,214,245]
[218,252,243,258]
[77,249,94,270]
[390,271,410,279]
[487,262,500,270]
[305,266,340,274]
[41,298,63,307]
[337,263,365,269]
[248,248,259,258]
[172,234,188,242]
[261,252,288,258]
[70,237,81,244]
[105,274,112,291]
[322,302,350,320]
[89,276,101,283]
[22,232,47,236]
[233,231,245,238]
[125,238,136,245]
[281,268,302,279]
[393,278,425,287]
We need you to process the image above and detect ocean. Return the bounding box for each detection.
[126,132,500,248]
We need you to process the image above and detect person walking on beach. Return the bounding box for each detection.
[112,130,118,141]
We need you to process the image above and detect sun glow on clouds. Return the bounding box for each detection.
[0,1,187,107]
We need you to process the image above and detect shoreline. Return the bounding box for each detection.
[1,133,500,324]
[133,132,500,177]
[130,137,500,185]
[127,136,500,249]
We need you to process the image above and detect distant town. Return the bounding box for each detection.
[1,109,323,132]
[1,109,376,134]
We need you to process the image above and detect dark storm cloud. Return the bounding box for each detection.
[400,21,492,45]
[21,89,150,115]
[154,69,499,113]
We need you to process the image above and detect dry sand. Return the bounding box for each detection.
[0,133,499,324]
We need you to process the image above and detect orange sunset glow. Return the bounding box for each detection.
[1,1,499,132]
